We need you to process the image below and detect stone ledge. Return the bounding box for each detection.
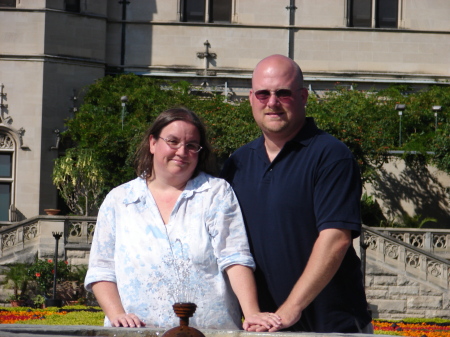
[0,325,383,337]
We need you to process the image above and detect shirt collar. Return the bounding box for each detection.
[289,117,320,147]
[122,172,211,205]
[249,116,320,153]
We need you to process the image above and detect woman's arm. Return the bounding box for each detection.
[92,281,145,328]
[225,265,281,331]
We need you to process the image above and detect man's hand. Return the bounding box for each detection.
[270,302,302,331]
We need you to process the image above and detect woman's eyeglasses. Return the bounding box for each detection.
[160,137,202,153]
[254,89,299,103]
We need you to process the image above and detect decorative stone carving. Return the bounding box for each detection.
[409,233,424,248]
[69,222,83,237]
[385,243,399,259]
[406,251,420,268]
[427,261,442,278]
[1,231,16,248]
[23,223,38,240]
[0,134,14,149]
[433,234,447,249]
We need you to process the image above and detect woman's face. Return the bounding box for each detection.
[149,121,200,185]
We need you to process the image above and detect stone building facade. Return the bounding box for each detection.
[0,0,449,222]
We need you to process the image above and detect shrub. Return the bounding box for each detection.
[27,258,71,297]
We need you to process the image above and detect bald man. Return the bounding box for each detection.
[221,55,372,333]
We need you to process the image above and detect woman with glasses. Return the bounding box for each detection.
[85,108,281,331]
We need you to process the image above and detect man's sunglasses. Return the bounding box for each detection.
[254,89,299,103]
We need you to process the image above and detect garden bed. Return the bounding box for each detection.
[0,307,449,337]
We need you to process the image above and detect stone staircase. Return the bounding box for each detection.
[0,215,95,303]
[359,226,450,319]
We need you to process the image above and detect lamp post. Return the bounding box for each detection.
[121,95,128,130]
[49,231,63,307]
[432,105,442,132]
[395,104,406,147]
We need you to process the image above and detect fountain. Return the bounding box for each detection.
[161,302,205,337]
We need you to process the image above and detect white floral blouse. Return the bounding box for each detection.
[85,172,255,329]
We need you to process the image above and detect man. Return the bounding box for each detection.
[221,54,372,333]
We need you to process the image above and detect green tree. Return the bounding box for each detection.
[52,148,106,216]
[55,74,259,211]
[55,74,450,216]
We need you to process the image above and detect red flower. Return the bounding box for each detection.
[35,273,41,277]
[64,261,68,265]
[47,259,52,263]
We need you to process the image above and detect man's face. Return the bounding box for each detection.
[249,58,308,140]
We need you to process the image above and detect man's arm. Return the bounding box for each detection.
[270,228,352,331]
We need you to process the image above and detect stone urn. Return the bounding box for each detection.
[44,209,61,215]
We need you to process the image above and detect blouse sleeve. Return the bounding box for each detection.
[84,191,118,292]
[206,179,255,272]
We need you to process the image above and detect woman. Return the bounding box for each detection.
[85,108,280,330]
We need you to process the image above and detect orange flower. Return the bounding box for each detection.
[47,259,52,263]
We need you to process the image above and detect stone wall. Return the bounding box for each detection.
[365,257,450,319]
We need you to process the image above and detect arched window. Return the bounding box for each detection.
[0,133,15,221]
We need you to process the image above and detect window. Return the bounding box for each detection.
[210,0,232,22]
[348,0,398,28]
[376,0,398,28]
[0,134,15,221]
[66,0,80,13]
[181,0,232,23]
[183,0,205,22]
[0,183,11,221]
[0,0,16,7]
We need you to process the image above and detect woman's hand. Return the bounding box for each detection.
[109,312,146,328]
[92,281,146,328]
[243,312,282,331]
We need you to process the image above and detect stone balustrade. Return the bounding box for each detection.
[361,226,449,291]
[371,227,450,260]
[0,215,96,265]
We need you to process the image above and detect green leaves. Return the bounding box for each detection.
[55,76,450,215]
[52,148,106,216]
[27,259,71,298]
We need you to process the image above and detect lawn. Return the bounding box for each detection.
[0,307,449,337]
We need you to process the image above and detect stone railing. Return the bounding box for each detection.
[361,225,450,290]
[372,227,450,260]
[0,215,97,265]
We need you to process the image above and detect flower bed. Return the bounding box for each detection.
[0,308,67,324]
[0,306,103,326]
[374,320,450,337]
[1,309,449,336]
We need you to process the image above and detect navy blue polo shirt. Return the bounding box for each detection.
[221,118,371,333]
